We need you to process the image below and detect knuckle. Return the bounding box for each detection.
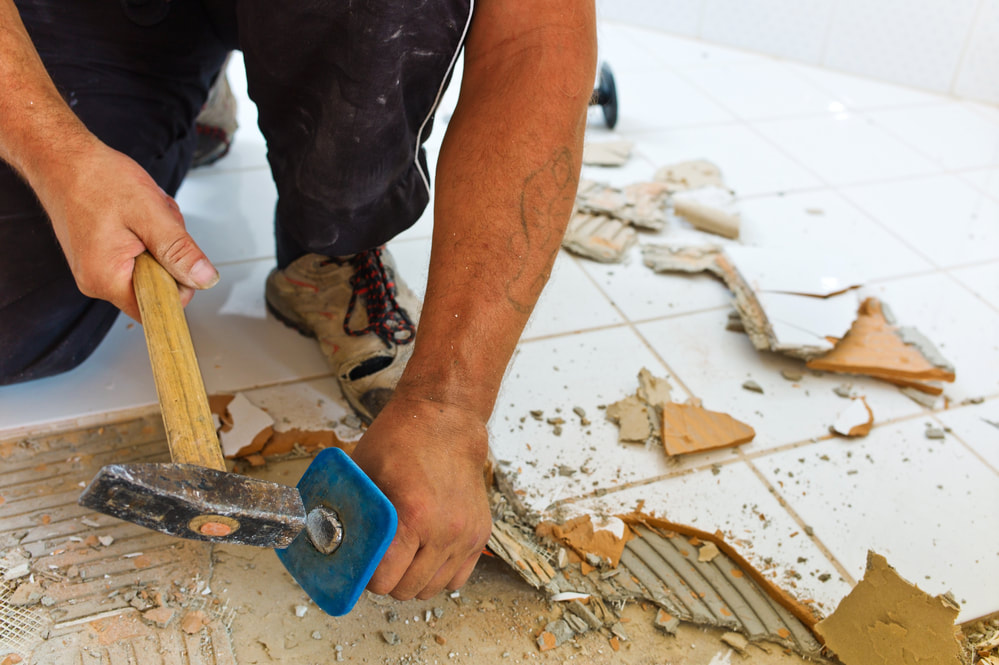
[156,235,200,268]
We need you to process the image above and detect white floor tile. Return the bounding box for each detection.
[786,63,943,110]
[935,399,999,472]
[867,104,999,170]
[863,273,999,402]
[842,174,999,268]
[752,113,941,186]
[177,167,277,266]
[636,309,926,453]
[737,190,933,281]
[950,261,999,311]
[960,166,999,203]
[580,148,659,188]
[0,260,330,435]
[681,61,844,120]
[635,124,823,196]
[490,327,743,513]
[578,244,733,322]
[755,419,999,621]
[561,463,855,615]
[239,377,363,442]
[386,235,432,301]
[522,253,625,339]
[608,25,764,69]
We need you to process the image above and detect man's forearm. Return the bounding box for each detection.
[397,1,597,422]
[0,0,95,194]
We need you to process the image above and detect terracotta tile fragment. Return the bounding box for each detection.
[807,298,955,394]
[658,403,755,456]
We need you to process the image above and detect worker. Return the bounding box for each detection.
[0,0,596,601]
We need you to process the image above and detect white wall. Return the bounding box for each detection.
[597,0,999,104]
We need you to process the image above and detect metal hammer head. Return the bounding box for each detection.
[78,463,306,547]
[79,449,397,616]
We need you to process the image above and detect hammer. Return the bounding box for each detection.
[78,253,396,615]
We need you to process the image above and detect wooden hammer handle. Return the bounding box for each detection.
[133,253,226,471]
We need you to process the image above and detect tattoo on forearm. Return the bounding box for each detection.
[505,147,576,313]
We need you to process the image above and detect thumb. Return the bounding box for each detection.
[141,209,219,291]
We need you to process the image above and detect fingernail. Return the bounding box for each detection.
[191,259,220,289]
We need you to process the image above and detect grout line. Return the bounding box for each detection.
[930,405,999,477]
[941,268,999,317]
[740,456,858,587]
[947,0,986,97]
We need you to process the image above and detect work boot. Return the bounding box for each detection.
[192,57,239,168]
[265,248,419,424]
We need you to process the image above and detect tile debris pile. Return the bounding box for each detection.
[486,492,825,658]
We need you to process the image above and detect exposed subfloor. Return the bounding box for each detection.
[1,16,998,664]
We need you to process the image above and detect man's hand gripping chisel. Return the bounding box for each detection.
[78,253,396,615]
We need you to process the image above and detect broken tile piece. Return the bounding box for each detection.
[562,212,637,263]
[721,631,749,654]
[536,515,633,568]
[654,159,725,193]
[807,298,956,395]
[636,367,671,405]
[672,185,741,239]
[575,179,670,231]
[658,402,755,456]
[814,551,964,665]
[605,395,652,443]
[653,608,680,635]
[582,139,633,166]
[742,380,763,394]
[698,541,721,563]
[830,397,874,438]
[218,393,275,458]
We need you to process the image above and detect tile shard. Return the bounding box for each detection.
[217,393,274,458]
[582,140,634,166]
[561,212,637,263]
[807,298,956,395]
[830,397,874,438]
[658,403,755,456]
[575,179,671,231]
[604,395,653,443]
[672,185,741,239]
[814,551,966,665]
[653,159,725,194]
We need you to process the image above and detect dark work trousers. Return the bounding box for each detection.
[1,0,473,385]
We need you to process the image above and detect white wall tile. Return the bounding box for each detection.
[699,0,836,63]
[823,0,979,93]
[596,0,704,37]
[954,0,999,104]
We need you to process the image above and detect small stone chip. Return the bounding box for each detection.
[780,369,804,381]
[435,634,447,645]
[180,610,208,635]
[294,604,308,618]
[818,573,832,582]
[530,410,543,420]
[98,535,114,547]
[721,631,749,654]
[653,609,680,635]
[311,631,322,640]
[381,631,400,646]
[833,384,853,398]
[742,380,763,394]
[698,542,721,562]
[433,606,444,619]
[385,608,399,623]
[925,426,946,440]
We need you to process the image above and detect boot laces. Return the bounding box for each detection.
[337,248,415,348]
